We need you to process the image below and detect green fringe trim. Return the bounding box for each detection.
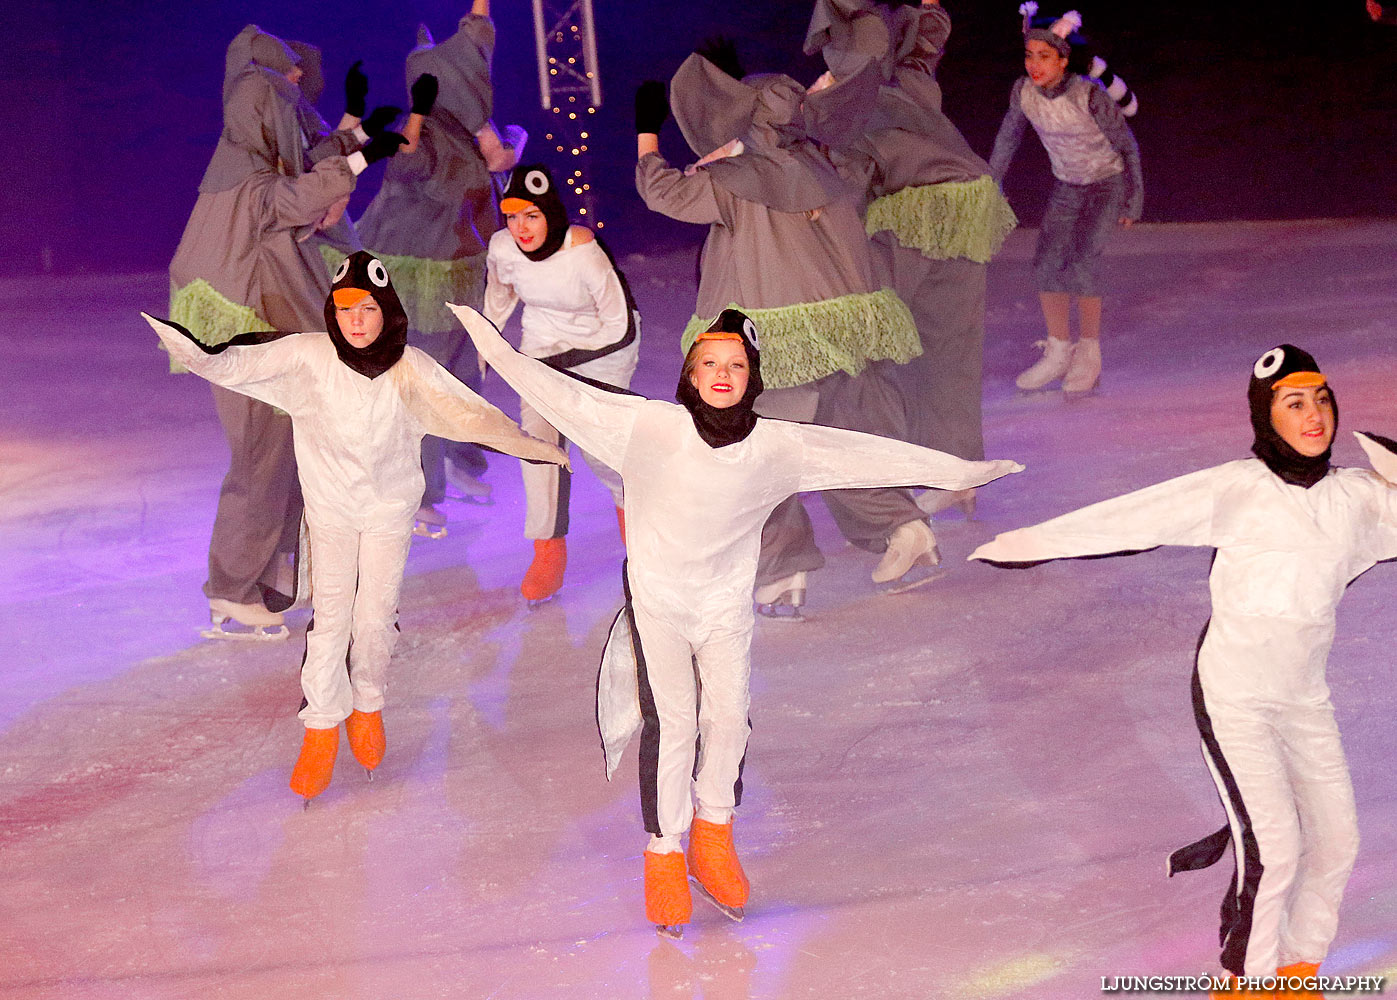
[680,288,920,391]
[166,279,268,374]
[319,246,486,334]
[864,176,1018,263]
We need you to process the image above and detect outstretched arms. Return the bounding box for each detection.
[450,303,643,471]
[970,466,1224,564]
[142,313,304,412]
[791,422,1022,493]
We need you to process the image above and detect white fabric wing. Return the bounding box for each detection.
[596,607,643,782]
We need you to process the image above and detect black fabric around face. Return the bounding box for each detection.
[675,308,765,449]
[324,251,409,380]
[501,164,570,261]
[1247,344,1336,489]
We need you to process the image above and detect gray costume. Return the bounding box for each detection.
[169,25,366,607]
[805,0,1017,461]
[989,73,1143,296]
[355,14,503,494]
[634,53,927,584]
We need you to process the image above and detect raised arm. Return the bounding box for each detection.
[970,466,1227,564]
[635,153,724,225]
[450,304,643,471]
[392,353,567,468]
[791,422,1022,493]
[142,313,305,413]
[988,79,1028,184]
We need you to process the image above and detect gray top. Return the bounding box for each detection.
[635,152,881,317]
[356,14,496,261]
[990,74,1143,220]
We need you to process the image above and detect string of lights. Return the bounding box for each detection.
[531,0,604,228]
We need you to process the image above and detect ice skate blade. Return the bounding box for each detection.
[412,522,448,540]
[1062,380,1101,399]
[527,594,559,610]
[654,923,684,940]
[691,879,745,922]
[879,564,947,595]
[200,622,290,642]
[755,600,805,623]
[446,492,494,506]
[302,798,312,812]
[365,768,374,782]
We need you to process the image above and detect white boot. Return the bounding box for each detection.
[872,520,940,584]
[754,571,807,621]
[1062,338,1102,395]
[1015,337,1074,391]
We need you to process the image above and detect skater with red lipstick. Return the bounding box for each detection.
[144,252,566,802]
[972,346,1397,996]
[483,163,640,605]
[988,6,1142,396]
[452,302,1021,938]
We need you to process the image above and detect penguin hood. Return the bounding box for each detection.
[199,25,308,193]
[1248,344,1337,489]
[325,252,410,379]
[669,53,846,214]
[676,308,765,449]
[498,163,570,261]
[406,18,494,140]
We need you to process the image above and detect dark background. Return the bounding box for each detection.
[7,0,1397,276]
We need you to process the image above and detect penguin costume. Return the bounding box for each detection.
[450,301,1021,938]
[483,162,640,604]
[143,251,567,801]
[970,347,1397,987]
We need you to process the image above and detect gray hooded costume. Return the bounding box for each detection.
[168,25,369,609]
[354,13,503,497]
[634,51,929,586]
[804,1,1017,462]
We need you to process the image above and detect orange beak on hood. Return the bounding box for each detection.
[332,287,373,309]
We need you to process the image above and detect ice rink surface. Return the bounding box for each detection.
[1,220,1394,998]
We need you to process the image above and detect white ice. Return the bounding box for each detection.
[2,221,1394,998]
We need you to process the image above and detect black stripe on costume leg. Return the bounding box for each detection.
[733,716,751,808]
[1184,622,1264,977]
[624,564,663,835]
[551,433,572,539]
[297,616,315,713]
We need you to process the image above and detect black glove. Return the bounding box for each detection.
[344,59,368,118]
[361,131,408,165]
[361,105,403,138]
[694,36,745,81]
[410,73,439,116]
[634,80,669,135]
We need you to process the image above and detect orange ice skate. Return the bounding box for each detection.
[687,818,749,921]
[521,537,566,605]
[645,850,692,939]
[1274,963,1322,1000]
[289,726,339,802]
[345,709,385,774]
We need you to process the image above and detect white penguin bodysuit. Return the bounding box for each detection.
[970,439,1397,977]
[484,227,638,538]
[455,304,1020,844]
[145,314,566,727]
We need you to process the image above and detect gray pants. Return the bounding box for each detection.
[1034,174,1124,297]
[409,326,487,504]
[754,370,926,588]
[875,233,987,461]
[204,384,302,605]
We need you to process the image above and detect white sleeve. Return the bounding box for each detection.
[789,422,1022,492]
[970,466,1226,564]
[142,312,304,413]
[482,249,520,331]
[1354,433,1397,560]
[450,303,643,471]
[392,350,568,468]
[579,242,629,342]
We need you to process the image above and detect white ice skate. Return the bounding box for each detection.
[413,504,448,539]
[444,462,493,505]
[202,598,289,642]
[1062,338,1102,396]
[754,571,807,623]
[1015,337,1073,392]
[872,520,941,589]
